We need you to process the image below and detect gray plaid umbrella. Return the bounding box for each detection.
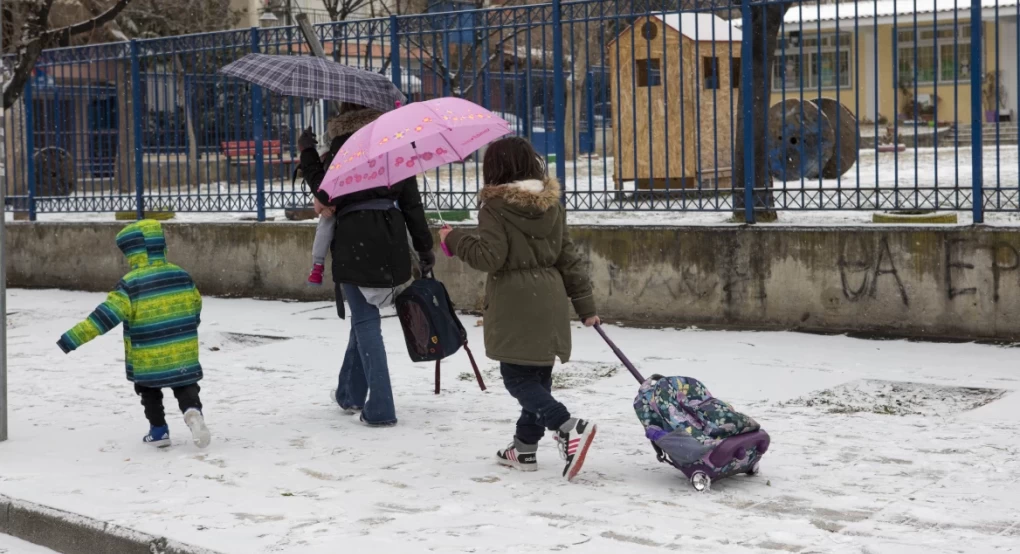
[219,53,406,113]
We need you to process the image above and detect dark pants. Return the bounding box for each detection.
[500,362,571,445]
[134,383,202,428]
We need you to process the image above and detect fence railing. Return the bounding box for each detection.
[4,0,1020,223]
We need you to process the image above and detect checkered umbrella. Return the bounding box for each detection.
[219,54,406,113]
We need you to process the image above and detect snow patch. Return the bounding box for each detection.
[780,379,1010,416]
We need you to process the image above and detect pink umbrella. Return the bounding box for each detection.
[319,97,512,200]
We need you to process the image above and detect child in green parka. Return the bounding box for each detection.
[57,219,210,449]
[440,137,600,482]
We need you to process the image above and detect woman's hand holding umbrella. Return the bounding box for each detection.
[298,127,318,153]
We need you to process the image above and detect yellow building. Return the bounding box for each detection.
[736,0,1018,124]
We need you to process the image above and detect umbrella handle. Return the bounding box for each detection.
[441,242,453,257]
[594,323,645,384]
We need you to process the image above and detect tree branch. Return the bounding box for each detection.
[3,0,134,110]
[45,0,132,44]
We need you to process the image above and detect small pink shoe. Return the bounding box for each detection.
[307,263,325,286]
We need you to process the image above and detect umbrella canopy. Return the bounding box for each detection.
[219,53,405,113]
[319,97,512,200]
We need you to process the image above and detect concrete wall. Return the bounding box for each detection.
[7,222,1020,341]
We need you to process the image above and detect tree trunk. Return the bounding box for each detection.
[563,78,583,162]
[732,2,789,221]
[115,61,135,193]
[173,54,200,188]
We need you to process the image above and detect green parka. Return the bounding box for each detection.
[445,177,597,366]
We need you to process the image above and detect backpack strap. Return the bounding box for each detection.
[435,359,441,395]
[433,343,486,394]
[462,342,486,391]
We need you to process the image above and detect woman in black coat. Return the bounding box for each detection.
[298,107,435,427]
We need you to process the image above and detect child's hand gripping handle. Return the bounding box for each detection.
[439,224,453,257]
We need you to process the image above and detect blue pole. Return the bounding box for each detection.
[585,72,595,155]
[740,0,755,224]
[442,31,452,97]
[24,79,36,221]
[251,28,266,222]
[551,0,566,204]
[389,15,402,96]
[481,31,490,109]
[130,41,145,220]
[970,0,983,224]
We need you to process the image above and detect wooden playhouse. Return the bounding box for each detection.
[607,13,741,192]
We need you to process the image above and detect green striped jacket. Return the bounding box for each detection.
[57,220,203,388]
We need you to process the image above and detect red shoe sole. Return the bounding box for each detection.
[566,425,597,482]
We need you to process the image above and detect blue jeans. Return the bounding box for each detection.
[500,363,571,445]
[334,284,397,425]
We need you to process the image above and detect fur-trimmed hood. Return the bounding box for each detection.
[479,177,561,212]
[479,177,562,238]
[327,108,384,140]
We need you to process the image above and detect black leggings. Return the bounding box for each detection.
[134,383,202,428]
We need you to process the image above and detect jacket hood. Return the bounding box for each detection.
[479,177,562,238]
[116,219,167,269]
[327,108,384,141]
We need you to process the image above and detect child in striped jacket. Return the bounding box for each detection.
[57,219,210,449]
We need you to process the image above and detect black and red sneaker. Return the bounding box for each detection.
[556,419,597,482]
[496,438,538,472]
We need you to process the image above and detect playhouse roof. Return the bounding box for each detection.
[658,13,742,42]
[610,13,742,46]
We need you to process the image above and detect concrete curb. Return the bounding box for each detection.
[0,495,221,554]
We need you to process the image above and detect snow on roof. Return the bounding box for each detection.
[733,0,1019,28]
[656,13,742,42]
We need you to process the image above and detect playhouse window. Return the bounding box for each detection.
[731,57,741,89]
[637,59,662,87]
[703,57,719,90]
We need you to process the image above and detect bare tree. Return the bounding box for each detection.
[729,1,790,220]
[321,0,372,21]
[114,0,242,38]
[2,0,133,109]
[379,0,531,101]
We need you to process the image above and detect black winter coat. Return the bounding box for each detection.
[300,109,433,288]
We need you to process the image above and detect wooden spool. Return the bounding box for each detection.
[814,98,859,179]
[767,99,835,182]
[33,147,76,197]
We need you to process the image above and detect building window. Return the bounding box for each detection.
[772,32,852,91]
[703,57,719,90]
[896,25,972,84]
[731,57,741,89]
[637,58,661,87]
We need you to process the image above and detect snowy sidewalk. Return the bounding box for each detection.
[1,289,1018,554]
[0,533,57,554]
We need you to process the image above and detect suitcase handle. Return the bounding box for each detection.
[594,323,645,383]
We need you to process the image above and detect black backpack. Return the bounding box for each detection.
[395,274,486,394]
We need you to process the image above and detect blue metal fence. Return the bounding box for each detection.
[4,0,1020,222]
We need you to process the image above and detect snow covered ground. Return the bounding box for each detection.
[1,289,1019,554]
[0,534,57,554]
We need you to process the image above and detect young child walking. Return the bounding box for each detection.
[440,136,600,482]
[57,219,210,449]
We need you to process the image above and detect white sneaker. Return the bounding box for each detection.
[330,389,362,415]
[556,419,597,482]
[496,438,538,472]
[183,408,211,448]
